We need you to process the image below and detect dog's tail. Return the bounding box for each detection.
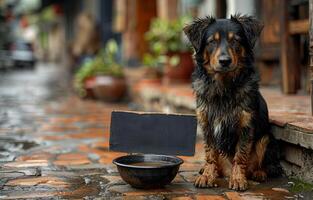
[262,134,283,177]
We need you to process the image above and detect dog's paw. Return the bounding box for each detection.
[252,170,267,182]
[194,175,218,188]
[229,176,248,191]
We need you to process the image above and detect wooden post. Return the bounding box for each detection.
[215,0,226,18]
[122,0,137,62]
[122,0,157,63]
[280,0,301,94]
[157,0,178,21]
[309,0,313,115]
[136,0,157,58]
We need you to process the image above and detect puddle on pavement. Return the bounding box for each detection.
[240,188,291,200]
[0,138,37,151]
[57,175,102,199]
[0,138,38,161]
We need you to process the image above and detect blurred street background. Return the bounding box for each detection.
[0,0,313,199]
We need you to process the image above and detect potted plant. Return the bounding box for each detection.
[74,59,97,99]
[74,39,126,101]
[141,50,164,85]
[144,16,194,83]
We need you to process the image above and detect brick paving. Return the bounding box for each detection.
[0,65,309,199]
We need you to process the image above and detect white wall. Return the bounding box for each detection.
[193,0,255,18]
[198,0,216,17]
[226,0,255,17]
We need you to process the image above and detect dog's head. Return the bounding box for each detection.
[183,14,263,75]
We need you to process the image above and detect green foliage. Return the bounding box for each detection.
[74,39,124,97]
[142,53,166,69]
[145,16,190,53]
[143,16,191,69]
[289,178,313,193]
[168,56,180,67]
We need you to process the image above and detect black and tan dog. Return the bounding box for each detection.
[183,14,282,191]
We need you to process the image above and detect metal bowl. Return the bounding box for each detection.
[113,154,183,189]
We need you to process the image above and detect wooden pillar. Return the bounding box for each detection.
[309,0,313,115]
[122,0,137,62]
[122,0,157,64]
[280,0,301,94]
[136,0,157,58]
[157,0,178,20]
[215,0,226,18]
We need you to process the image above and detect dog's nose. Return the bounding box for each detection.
[219,56,232,67]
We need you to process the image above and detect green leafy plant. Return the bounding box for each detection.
[289,178,313,193]
[143,16,191,69]
[74,39,124,97]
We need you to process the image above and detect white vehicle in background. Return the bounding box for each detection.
[10,40,36,68]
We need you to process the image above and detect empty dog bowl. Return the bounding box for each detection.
[113,154,183,188]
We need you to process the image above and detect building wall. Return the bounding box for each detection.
[226,0,255,17]
[198,0,216,17]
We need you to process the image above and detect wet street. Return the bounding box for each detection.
[0,63,127,199]
[0,63,311,199]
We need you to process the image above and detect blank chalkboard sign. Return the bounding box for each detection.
[109,111,197,156]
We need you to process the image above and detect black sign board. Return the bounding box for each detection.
[109,111,197,156]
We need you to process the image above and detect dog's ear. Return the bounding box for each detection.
[231,14,263,48]
[183,16,215,53]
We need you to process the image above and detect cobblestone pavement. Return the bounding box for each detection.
[0,64,310,199]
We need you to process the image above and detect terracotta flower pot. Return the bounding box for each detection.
[83,76,96,99]
[92,75,127,102]
[163,51,195,84]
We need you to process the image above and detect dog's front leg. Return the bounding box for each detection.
[229,127,253,191]
[194,143,219,188]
